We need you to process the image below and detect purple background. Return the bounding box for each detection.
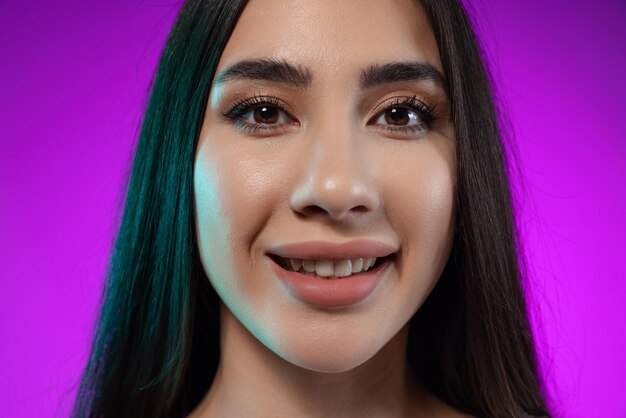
[1,0,624,416]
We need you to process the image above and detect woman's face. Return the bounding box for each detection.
[194,0,456,372]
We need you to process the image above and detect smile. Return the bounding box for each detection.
[266,240,397,306]
[269,253,394,307]
[273,256,387,279]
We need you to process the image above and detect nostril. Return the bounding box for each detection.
[351,205,371,214]
[296,205,331,218]
[294,204,371,222]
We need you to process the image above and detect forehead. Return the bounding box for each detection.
[216,0,443,79]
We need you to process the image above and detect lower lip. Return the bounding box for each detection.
[270,257,391,308]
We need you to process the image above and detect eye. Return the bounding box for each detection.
[223,95,297,135]
[373,107,423,127]
[368,96,436,136]
[241,104,292,125]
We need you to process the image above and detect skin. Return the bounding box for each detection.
[191,0,462,416]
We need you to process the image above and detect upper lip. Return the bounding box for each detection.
[266,240,397,260]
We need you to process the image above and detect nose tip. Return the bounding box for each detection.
[289,152,380,221]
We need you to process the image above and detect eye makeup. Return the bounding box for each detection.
[367,95,438,135]
[222,94,299,135]
[220,90,444,138]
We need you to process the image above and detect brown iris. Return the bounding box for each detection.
[384,107,410,125]
[253,106,279,123]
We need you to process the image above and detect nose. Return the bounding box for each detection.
[289,127,380,222]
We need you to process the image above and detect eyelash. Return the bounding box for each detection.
[372,96,436,135]
[223,95,295,135]
[222,94,437,136]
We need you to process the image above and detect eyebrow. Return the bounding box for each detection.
[214,59,446,91]
[359,61,446,90]
[214,58,312,89]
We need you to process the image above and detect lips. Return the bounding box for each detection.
[266,239,397,260]
[267,240,396,307]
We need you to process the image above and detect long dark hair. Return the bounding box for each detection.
[72,0,550,416]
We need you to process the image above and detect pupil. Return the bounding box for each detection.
[385,108,409,125]
[254,106,278,123]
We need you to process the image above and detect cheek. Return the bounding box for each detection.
[413,162,456,245]
[194,141,271,244]
[193,139,285,302]
[383,142,456,292]
[193,143,238,301]
[387,147,455,231]
[194,143,229,258]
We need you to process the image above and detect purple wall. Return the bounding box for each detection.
[1,1,624,416]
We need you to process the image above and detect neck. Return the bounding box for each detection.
[189,302,438,418]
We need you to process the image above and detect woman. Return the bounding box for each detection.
[72,0,550,416]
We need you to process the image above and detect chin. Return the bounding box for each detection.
[277,335,380,374]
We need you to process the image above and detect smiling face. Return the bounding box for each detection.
[194,0,456,373]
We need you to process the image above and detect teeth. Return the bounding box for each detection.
[302,259,315,272]
[351,258,364,272]
[314,260,334,276]
[334,259,352,277]
[281,256,379,278]
[290,258,302,272]
[363,257,372,270]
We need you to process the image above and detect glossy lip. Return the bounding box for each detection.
[269,254,393,308]
[266,239,397,260]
